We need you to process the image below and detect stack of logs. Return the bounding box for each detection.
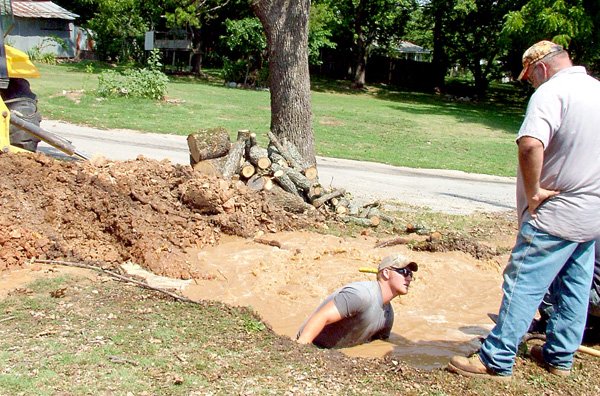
[187,127,392,227]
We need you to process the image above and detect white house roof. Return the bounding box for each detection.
[12,1,78,20]
[397,41,430,54]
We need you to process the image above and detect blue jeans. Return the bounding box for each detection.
[479,222,595,376]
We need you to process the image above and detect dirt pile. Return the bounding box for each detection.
[0,152,324,277]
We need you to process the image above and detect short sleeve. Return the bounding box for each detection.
[517,87,563,148]
[333,285,369,318]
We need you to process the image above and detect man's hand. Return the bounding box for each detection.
[527,187,560,218]
[518,136,560,217]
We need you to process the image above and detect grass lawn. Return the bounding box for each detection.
[2,270,599,396]
[29,62,528,177]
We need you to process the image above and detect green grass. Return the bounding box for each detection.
[2,272,599,395]
[29,62,527,176]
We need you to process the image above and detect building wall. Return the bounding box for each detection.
[7,17,76,58]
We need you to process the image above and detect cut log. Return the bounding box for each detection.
[341,216,380,227]
[268,150,288,167]
[271,167,298,195]
[237,129,253,158]
[240,162,256,178]
[303,166,318,181]
[265,185,312,214]
[307,184,323,201]
[249,132,258,147]
[249,146,272,170]
[282,138,310,170]
[271,163,311,192]
[268,131,303,170]
[375,237,411,248]
[237,129,251,141]
[335,205,348,215]
[187,127,231,164]
[369,216,381,227]
[312,188,346,208]
[192,156,227,177]
[247,175,273,192]
[222,139,246,180]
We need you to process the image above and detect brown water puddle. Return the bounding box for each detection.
[182,231,506,370]
[0,231,506,370]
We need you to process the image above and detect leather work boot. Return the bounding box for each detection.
[529,345,571,377]
[447,354,512,382]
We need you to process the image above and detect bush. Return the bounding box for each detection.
[97,68,168,100]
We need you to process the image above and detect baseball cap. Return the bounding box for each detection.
[518,40,564,81]
[377,254,418,272]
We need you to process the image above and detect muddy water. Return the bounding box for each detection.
[182,231,506,370]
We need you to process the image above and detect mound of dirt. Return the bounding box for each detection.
[0,152,323,277]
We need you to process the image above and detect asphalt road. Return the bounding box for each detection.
[38,119,516,215]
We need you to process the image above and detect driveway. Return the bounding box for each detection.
[39,119,516,215]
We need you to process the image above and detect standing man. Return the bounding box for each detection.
[296,254,417,348]
[448,40,600,380]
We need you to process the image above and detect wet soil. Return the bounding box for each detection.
[0,151,519,368]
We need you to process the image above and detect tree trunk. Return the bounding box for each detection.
[431,0,449,91]
[190,28,203,75]
[471,63,489,99]
[351,1,368,89]
[352,34,368,89]
[251,0,316,167]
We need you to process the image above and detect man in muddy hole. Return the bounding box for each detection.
[448,40,600,380]
[295,254,417,348]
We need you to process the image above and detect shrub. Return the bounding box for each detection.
[97,68,168,100]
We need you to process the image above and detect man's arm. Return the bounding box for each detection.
[518,136,559,217]
[296,300,343,344]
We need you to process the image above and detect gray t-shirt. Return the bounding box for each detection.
[516,66,600,242]
[297,281,393,348]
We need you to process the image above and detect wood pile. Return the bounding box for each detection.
[187,128,395,227]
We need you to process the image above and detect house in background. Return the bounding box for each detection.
[394,41,431,62]
[6,0,80,58]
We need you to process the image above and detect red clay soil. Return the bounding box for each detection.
[0,152,323,278]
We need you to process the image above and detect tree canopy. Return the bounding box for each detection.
[62,0,600,90]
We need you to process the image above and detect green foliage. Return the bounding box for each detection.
[220,18,268,86]
[146,48,163,71]
[242,316,267,333]
[27,49,57,65]
[500,0,599,75]
[315,0,416,85]
[222,18,266,57]
[26,35,68,64]
[308,2,337,65]
[86,0,148,62]
[97,58,169,100]
[502,0,592,47]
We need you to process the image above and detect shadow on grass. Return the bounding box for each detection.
[311,75,528,134]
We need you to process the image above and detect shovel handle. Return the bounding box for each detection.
[358,267,378,274]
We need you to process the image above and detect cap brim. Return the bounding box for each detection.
[390,262,418,272]
[407,262,418,272]
[517,66,528,81]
